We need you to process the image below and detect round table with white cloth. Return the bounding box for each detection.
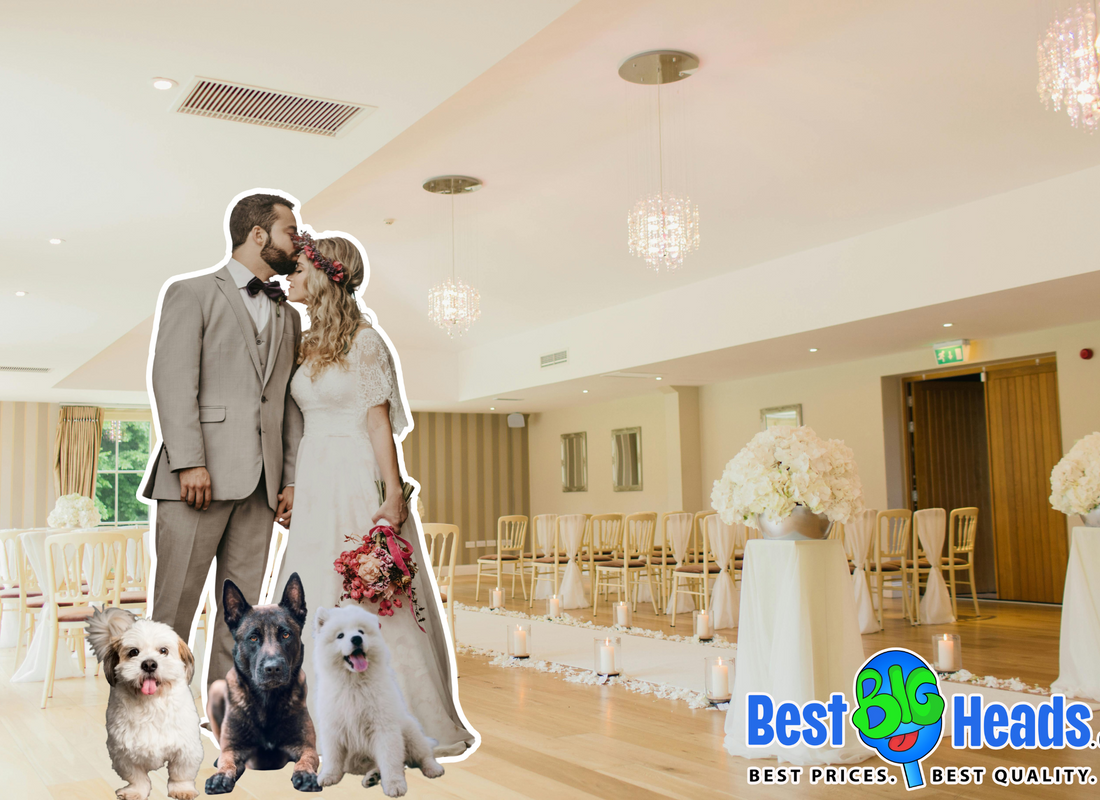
[846,509,880,634]
[1051,527,1100,701]
[664,514,696,614]
[556,514,589,609]
[915,508,955,625]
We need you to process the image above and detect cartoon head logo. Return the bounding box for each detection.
[852,648,944,790]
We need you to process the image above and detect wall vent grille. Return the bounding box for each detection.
[540,350,568,368]
[174,77,372,137]
[0,365,49,373]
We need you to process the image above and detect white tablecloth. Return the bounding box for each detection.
[707,515,740,629]
[664,514,696,614]
[10,529,85,683]
[533,515,559,601]
[557,514,588,609]
[846,509,880,634]
[724,539,870,765]
[915,508,954,625]
[1052,527,1100,701]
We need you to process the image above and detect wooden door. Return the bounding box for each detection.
[911,379,995,594]
[984,359,1068,603]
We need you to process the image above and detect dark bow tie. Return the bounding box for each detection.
[246,276,286,303]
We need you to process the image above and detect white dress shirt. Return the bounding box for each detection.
[227,259,273,331]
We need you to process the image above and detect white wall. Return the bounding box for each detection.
[698,319,1100,515]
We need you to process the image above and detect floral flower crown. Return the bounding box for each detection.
[293,231,351,290]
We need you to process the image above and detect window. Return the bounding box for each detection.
[96,411,153,525]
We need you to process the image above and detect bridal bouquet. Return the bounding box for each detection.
[1050,432,1100,515]
[333,480,425,626]
[711,425,864,527]
[47,493,101,529]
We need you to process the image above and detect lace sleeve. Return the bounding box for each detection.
[354,327,410,437]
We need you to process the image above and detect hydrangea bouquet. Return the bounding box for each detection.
[333,480,425,626]
[1050,432,1100,516]
[710,425,864,527]
[47,493,101,529]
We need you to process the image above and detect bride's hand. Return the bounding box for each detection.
[373,493,408,529]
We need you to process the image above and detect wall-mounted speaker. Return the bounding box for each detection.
[507,412,525,428]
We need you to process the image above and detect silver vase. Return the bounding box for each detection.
[1083,508,1100,527]
[755,506,833,541]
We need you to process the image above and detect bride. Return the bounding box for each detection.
[276,231,475,758]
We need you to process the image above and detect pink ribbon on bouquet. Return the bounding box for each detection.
[370,524,424,632]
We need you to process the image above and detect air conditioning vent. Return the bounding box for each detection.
[174,77,374,137]
[0,365,49,373]
[600,371,662,379]
[493,397,524,402]
[540,350,568,368]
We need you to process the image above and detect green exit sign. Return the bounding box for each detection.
[933,339,970,365]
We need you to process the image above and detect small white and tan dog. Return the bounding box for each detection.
[313,605,444,797]
[87,607,203,800]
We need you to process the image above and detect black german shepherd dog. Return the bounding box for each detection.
[205,572,321,794]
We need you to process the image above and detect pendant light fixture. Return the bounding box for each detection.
[424,176,482,337]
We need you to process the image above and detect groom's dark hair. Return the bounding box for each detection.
[229,193,296,249]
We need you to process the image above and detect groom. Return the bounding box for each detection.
[142,191,304,691]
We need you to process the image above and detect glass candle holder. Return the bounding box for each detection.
[705,655,732,703]
[694,609,714,640]
[546,595,561,618]
[613,601,632,628]
[933,633,962,673]
[490,587,504,609]
[594,636,622,676]
[508,623,531,659]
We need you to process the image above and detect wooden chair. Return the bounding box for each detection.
[670,512,722,627]
[585,514,624,601]
[119,528,151,614]
[529,516,570,608]
[946,507,980,617]
[652,512,689,610]
[0,529,43,665]
[522,514,557,593]
[423,523,460,636]
[868,509,912,629]
[475,515,529,602]
[41,529,126,707]
[258,524,289,605]
[593,512,659,615]
[13,529,48,667]
[909,508,950,625]
[690,510,711,563]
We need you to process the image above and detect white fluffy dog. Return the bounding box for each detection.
[313,605,444,797]
[87,607,203,800]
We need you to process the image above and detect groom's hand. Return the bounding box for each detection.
[276,486,294,527]
[179,467,212,510]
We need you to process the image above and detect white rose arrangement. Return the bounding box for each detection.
[1049,432,1100,516]
[47,493,101,529]
[711,425,865,527]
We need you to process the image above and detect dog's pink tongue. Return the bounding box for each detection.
[141,677,158,695]
[349,654,369,672]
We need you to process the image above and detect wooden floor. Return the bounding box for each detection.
[1,576,1090,799]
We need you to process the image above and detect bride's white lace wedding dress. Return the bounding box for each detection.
[277,325,474,757]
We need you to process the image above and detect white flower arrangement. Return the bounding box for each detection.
[1049,432,1100,516]
[710,425,864,527]
[47,493,101,529]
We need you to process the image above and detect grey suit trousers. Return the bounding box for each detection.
[152,477,274,691]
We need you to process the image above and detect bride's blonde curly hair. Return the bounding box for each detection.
[298,235,369,374]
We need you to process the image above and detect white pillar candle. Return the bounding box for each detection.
[935,635,961,672]
[709,658,731,700]
[490,587,503,609]
[548,595,561,618]
[695,611,713,639]
[598,639,617,674]
[614,602,631,627]
[512,626,528,658]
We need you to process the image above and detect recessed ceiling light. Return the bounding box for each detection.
[490,407,495,411]
[809,348,818,353]
[943,323,953,327]
[655,377,662,381]
[15,291,27,297]
[582,390,588,394]
[152,78,177,91]
[49,238,62,245]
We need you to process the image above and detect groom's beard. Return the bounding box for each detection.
[262,240,298,276]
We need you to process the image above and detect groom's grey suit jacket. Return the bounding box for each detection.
[142,265,304,511]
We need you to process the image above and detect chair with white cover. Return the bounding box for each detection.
[689,510,711,563]
[12,529,48,667]
[910,508,955,625]
[585,514,624,600]
[476,515,529,602]
[649,512,686,610]
[845,509,880,633]
[528,514,559,601]
[119,528,151,614]
[663,512,696,615]
[0,529,41,659]
[592,512,659,615]
[41,529,126,707]
[529,517,568,608]
[867,509,912,629]
[669,514,722,627]
[705,514,740,630]
[554,514,590,609]
[946,507,980,618]
[423,524,460,636]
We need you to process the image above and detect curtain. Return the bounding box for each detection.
[54,406,103,498]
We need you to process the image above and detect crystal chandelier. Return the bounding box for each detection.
[1038,2,1100,131]
[424,176,482,337]
[620,50,700,272]
[108,420,124,444]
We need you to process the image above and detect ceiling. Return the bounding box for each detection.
[4,0,1100,412]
